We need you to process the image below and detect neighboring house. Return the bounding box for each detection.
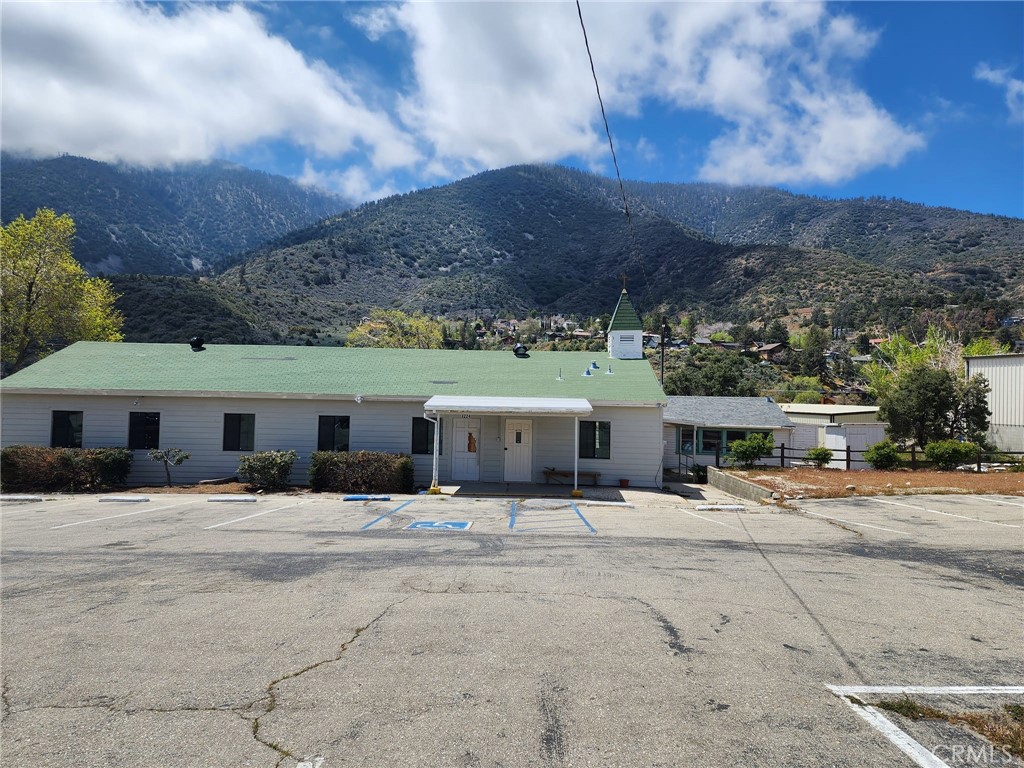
[965,354,1024,451]
[0,292,668,489]
[754,342,789,363]
[663,396,796,472]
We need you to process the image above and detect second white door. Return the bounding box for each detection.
[504,419,533,482]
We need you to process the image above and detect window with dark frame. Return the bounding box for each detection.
[317,415,350,451]
[411,417,442,455]
[698,429,773,454]
[579,420,611,459]
[51,410,83,448]
[223,413,255,451]
[128,412,161,450]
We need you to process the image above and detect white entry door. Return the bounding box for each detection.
[452,418,481,481]
[504,419,533,482]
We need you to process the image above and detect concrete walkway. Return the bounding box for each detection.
[439,481,747,506]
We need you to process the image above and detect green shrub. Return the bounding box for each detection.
[690,463,708,484]
[864,439,904,470]
[309,450,414,493]
[0,446,133,492]
[238,450,298,490]
[923,440,978,471]
[805,446,834,468]
[728,433,775,468]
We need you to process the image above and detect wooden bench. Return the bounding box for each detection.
[543,469,601,486]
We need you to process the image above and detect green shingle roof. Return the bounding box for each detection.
[1,342,667,404]
[607,289,644,332]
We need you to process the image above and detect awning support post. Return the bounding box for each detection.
[572,416,583,498]
[425,412,441,494]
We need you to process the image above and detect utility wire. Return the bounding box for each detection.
[575,0,654,314]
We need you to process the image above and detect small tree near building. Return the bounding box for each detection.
[148,448,191,487]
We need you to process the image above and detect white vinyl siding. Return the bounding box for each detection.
[1,395,663,487]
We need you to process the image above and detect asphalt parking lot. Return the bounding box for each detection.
[1,490,1021,767]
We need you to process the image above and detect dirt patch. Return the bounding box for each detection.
[732,467,1024,499]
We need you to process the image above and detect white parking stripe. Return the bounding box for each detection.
[874,497,1021,528]
[834,698,951,768]
[803,510,910,535]
[50,501,193,529]
[827,685,1024,768]
[203,502,305,530]
[678,508,744,532]
[974,496,1024,509]
[830,685,1024,695]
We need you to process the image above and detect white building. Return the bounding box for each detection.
[1,292,668,489]
[965,354,1024,452]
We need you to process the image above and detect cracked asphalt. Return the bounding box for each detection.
[0,490,1021,767]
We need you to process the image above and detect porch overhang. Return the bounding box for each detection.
[423,395,593,416]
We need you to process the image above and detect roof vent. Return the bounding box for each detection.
[189,336,206,352]
[605,365,614,375]
[513,343,530,358]
[590,360,599,369]
[582,368,592,377]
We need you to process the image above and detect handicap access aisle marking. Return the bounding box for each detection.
[509,500,596,534]
[826,685,1024,768]
[361,499,416,530]
[405,520,473,531]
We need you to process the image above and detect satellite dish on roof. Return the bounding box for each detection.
[189,336,206,352]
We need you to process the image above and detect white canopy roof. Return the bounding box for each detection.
[424,395,593,416]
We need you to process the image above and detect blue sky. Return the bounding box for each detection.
[2,1,1022,216]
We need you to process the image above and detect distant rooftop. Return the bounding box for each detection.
[779,404,879,415]
[664,396,795,429]
[0,342,667,404]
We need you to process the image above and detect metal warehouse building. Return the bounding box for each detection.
[965,354,1024,452]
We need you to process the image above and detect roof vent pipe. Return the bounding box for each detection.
[583,368,592,377]
[189,336,206,352]
[590,360,599,369]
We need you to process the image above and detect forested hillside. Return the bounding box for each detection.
[1,154,344,275]
[613,176,1023,302]
[203,165,957,337]
[6,158,1018,344]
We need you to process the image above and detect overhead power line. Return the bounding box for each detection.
[575,0,653,314]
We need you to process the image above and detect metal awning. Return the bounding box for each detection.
[424,395,592,416]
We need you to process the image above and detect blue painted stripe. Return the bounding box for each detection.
[569,502,597,534]
[361,499,415,530]
[509,501,517,530]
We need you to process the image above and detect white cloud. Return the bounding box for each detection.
[348,6,398,42]
[298,160,398,203]
[0,2,419,169]
[975,63,1024,122]
[1,1,925,191]
[389,1,922,186]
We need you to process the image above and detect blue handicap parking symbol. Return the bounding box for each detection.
[405,520,473,531]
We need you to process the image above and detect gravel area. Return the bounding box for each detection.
[732,467,1024,498]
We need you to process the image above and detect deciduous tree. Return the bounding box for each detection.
[1,209,123,373]
[346,308,444,349]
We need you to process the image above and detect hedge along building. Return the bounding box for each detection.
[0,291,667,489]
